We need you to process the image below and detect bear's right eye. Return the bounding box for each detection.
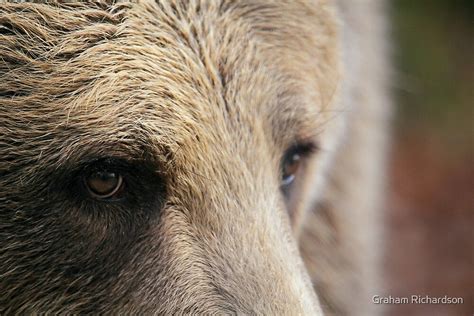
[71,157,165,207]
[84,171,125,200]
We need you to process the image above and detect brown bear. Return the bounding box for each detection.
[0,1,390,314]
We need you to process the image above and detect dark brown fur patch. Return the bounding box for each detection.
[1,1,390,314]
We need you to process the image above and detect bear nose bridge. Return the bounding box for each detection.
[183,187,321,315]
[163,131,320,313]
[202,215,321,314]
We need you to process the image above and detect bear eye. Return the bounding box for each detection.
[280,142,317,189]
[281,153,302,186]
[84,171,124,199]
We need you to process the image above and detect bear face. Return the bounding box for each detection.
[0,1,347,314]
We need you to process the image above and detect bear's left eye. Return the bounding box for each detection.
[280,142,317,191]
[281,152,302,186]
[84,170,124,200]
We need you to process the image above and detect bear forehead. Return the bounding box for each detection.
[1,1,337,170]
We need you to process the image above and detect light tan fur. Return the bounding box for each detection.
[0,1,390,314]
[299,1,391,315]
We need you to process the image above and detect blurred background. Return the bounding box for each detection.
[385,1,473,315]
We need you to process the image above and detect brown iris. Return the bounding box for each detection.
[84,171,124,199]
[281,153,302,186]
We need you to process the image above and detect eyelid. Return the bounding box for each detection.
[281,174,296,186]
[285,140,318,158]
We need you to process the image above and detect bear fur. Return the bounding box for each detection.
[0,1,390,314]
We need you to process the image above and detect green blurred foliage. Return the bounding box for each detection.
[392,0,473,146]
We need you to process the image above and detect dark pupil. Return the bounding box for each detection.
[282,153,301,185]
[86,171,120,196]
